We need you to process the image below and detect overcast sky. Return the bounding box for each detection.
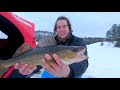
[1,12,120,38]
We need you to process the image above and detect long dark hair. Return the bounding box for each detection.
[54,16,73,34]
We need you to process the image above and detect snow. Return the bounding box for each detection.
[35,41,120,78]
[82,42,120,78]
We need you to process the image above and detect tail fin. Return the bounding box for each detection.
[0,60,9,78]
[1,66,14,78]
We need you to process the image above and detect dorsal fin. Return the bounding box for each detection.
[12,43,32,58]
[37,35,57,47]
[36,31,57,47]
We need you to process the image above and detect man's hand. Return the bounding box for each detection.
[14,63,37,75]
[41,54,70,78]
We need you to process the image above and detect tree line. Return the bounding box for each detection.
[106,24,120,47]
[35,25,120,47]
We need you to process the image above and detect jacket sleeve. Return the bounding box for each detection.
[68,38,89,78]
[2,65,42,78]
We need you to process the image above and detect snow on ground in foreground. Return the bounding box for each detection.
[82,42,120,78]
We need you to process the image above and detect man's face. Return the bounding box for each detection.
[56,20,70,39]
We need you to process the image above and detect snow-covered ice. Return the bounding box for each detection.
[82,42,120,78]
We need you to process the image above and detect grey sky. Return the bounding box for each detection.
[1,12,120,38]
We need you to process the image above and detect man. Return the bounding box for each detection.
[2,16,89,78]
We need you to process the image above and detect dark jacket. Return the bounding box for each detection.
[55,35,89,78]
[2,35,88,78]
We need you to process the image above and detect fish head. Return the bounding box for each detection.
[60,46,88,65]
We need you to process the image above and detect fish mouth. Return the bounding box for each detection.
[77,48,86,57]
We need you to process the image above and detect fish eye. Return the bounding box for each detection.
[73,48,79,52]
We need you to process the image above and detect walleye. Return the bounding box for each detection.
[0,35,88,77]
